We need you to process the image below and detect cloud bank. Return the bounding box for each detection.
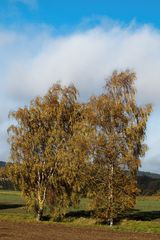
[1,22,160,172]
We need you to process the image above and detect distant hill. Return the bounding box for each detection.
[0,161,6,167]
[0,161,15,190]
[137,171,160,195]
[138,171,160,179]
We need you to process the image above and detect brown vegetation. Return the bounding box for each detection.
[7,70,152,224]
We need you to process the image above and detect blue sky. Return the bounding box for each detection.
[1,0,160,173]
[1,0,160,29]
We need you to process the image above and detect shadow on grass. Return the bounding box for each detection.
[0,203,24,210]
[65,209,94,219]
[124,209,160,221]
[42,215,51,221]
[65,208,160,224]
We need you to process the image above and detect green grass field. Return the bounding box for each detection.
[114,196,160,232]
[0,191,160,233]
[0,191,34,220]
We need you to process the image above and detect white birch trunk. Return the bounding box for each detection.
[37,169,47,221]
[108,162,114,226]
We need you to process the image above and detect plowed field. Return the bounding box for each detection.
[0,221,160,240]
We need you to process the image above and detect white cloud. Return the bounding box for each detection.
[1,22,160,171]
[4,24,160,105]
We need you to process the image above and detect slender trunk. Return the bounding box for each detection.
[37,169,47,221]
[37,208,43,221]
[109,218,113,226]
[108,162,114,226]
[37,188,46,221]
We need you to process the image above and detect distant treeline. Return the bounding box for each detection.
[0,161,16,190]
[138,174,160,195]
[0,161,6,168]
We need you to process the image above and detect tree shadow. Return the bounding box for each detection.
[0,203,24,210]
[65,208,160,224]
[41,215,51,221]
[114,209,160,223]
[125,210,160,221]
[65,209,94,219]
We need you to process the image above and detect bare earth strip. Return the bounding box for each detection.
[0,221,160,240]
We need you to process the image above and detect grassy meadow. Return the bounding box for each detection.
[0,190,160,233]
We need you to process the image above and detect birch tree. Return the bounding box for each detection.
[8,83,90,220]
[88,71,152,225]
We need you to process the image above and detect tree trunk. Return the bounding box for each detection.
[109,217,113,226]
[108,163,114,226]
[37,208,43,221]
[36,187,46,221]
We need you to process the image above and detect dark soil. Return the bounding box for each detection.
[0,221,160,240]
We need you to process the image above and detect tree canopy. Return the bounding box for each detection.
[8,70,152,223]
[8,84,91,220]
[87,71,152,225]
